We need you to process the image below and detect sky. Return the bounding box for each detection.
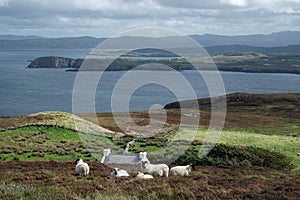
[0,0,300,37]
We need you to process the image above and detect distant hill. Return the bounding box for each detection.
[0,36,104,49]
[205,44,300,55]
[0,34,47,40]
[164,92,300,119]
[1,31,300,50]
[191,31,300,47]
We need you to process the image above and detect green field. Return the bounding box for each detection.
[0,126,114,162]
[1,125,299,169]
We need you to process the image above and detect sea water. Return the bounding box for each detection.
[0,50,299,116]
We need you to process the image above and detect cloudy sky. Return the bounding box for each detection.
[0,0,300,37]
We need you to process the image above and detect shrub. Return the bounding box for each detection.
[174,144,293,170]
[207,144,264,166]
[32,152,44,157]
[55,149,66,156]
[85,152,92,157]
[16,150,24,155]
[245,146,294,170]
[192,140,203,145]
[1,149,12,154]
[139,143,147,147]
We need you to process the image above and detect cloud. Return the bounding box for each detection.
[248,0,300,14]
[0,0,300,37]
[21,0,161,13]
[0,0,10,7]
[220,0,248,7]
[0,0,164,20]
[156,0,300,13]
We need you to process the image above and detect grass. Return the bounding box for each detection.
[1,124,299,169]
[0,126,114,162]
[0,184,35,199]
[0,161,299,200]
[238,126,300,136]
[116,126,299,169]
[92,192,139,200]
[169,127,300,169]
[0,111,120,137]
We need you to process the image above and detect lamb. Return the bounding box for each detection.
[75,158,90,176]
[111,168,129,177]
[140,160,169,177]
[170,165,192,176]
[136,172,154,179]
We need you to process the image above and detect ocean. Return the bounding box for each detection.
[0,49,299,116]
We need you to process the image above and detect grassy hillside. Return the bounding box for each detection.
[0,126,112,162]
[164,92,300,128]
[0,93,299,199]
[0,111,120,137]
[0,125,298,170]
[0,93,299,165]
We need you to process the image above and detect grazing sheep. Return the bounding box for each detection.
[170,165,192,176]
[111,168,129,177]
[75,158,89,176]
[136,172,154,179]
[140,160,169,177]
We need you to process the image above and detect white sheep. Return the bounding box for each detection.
[136,172,154,179]
[170,165,192,176]
[111,168,129,177]
[140,160,169,177]
[75,158,90,176]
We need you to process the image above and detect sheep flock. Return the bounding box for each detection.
[75,158,192,180]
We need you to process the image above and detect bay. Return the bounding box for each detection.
[0,50,299,116]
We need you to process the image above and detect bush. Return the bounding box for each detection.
[207,144,264,166]
[139,143,147,147]
[191,140,203,146]
[245,146,294,170]
[32,152,44,157]
[174,144,293,170]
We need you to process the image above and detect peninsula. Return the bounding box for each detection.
[28,53,300,74]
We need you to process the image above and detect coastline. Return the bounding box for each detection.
[27,54,300,75]
[64,68,300,75]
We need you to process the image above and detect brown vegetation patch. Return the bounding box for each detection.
[0,161,299,199]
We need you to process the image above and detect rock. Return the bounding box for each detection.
[28,56,83,68]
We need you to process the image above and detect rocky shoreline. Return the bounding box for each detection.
[28,56,83,68]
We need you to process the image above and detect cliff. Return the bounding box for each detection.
[28,56,83,68]
[27,56,194,71]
